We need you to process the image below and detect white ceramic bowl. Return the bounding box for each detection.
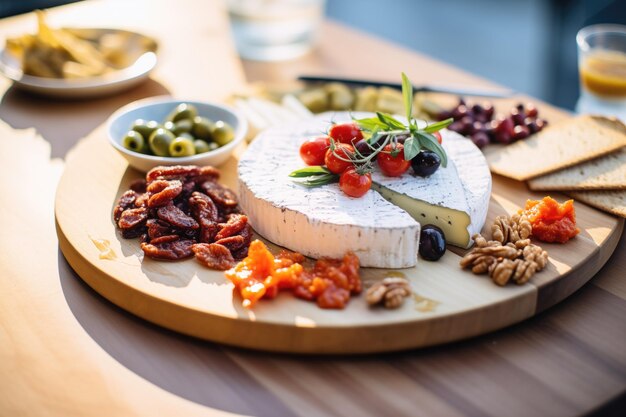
[107,97,247,172]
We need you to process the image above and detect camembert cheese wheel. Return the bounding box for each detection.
[238,112,492,268]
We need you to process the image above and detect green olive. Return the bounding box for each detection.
[192,116,214,140]
[211,120,235,146]
[208,142,219,151]
[172,118,193,135]
[122,130,146,153]
[163,120,176,133]
[166,103,198,123]
[178,132,194,140]
[169,137,196,157]
[149,128,175,156]
[193,139,211,154]
[131,119,161,139]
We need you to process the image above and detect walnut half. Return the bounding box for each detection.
[366,277,412,309]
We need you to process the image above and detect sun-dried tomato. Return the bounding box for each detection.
[146,165,200,183]
[189,191,218,223]
[189,191,219,242]
[215,214,248,240]
[113,190,138,222]
[122,226,147,239]
[114,165,250,271]
[147,180,183,208]
[316,286,351,309]
[134,192,149,208]
[129,179,147,193]
[118,207,148,229]
[214,235,245,252]
[200,181,238,208]
[231,246,249,260]
[157,203,199,230]
[149,234,180,244]
[225,240,360,309]
[141,238,195,260]
[192,243,235,270]
[147,219,173,240]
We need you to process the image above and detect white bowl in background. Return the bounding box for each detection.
[107,97,247,172]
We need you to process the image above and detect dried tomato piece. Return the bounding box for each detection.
[146,165,201,183]
[122,226,147,239]
[147,219,173,240]
[118,207,148,230]
[215,235,245,252]
[189,191,218,223]
[113,190,138,222]
[141,238,194,260]
[192,243,235,270]
[135,193,150,208]
[157,203,199,230]
[317,286,350,309]
[192,166,221,185]
[147,180,183,208]
[200,181,238,208]
[150,234,180,244]
[215,214,248,240]
[189,191,220,242]
[277,250,305,264]
[231,246,249,260]
[129,179,147,193]
[239,224,253,246]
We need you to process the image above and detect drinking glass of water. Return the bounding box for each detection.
[227,0,326,61]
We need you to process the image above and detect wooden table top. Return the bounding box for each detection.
[0,1,624,416]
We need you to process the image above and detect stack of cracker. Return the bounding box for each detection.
[486,115,626,218]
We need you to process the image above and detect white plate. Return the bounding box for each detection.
[0,28,158,99]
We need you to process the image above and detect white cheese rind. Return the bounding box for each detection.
[238,116,421,268]
[238,112,491,267]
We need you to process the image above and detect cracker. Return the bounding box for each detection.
[569,190,626,218]
[486,115,626,181]
[528,147,626,190]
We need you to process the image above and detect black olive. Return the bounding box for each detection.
[411,151,441,177]
[419,225,446,261]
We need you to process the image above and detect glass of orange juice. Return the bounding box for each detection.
[576,24,626,121]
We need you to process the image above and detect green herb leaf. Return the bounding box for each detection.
[292,173,339,187]
[423,118,454,133]
[403,136,420,161]
[401,72,413,124]
[353,116,389,132]
[376,112,406,130]
[289,166,331,178]
[416,131,448,167]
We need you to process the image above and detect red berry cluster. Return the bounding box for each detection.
[437,99,547,148]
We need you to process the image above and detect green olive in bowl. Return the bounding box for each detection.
[149,128,175,156]
[131,119,161,139]
[167,103,198,123]
[211,120,235,146]
[122,130,146,153]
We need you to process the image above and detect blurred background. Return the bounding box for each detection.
[2,0,625,111]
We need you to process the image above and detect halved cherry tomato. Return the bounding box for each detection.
[300,136,331,165]
[377,143,410,177]
[329,122,364,144]
[433,131,442,144]
[325,143,354,174]
[339,168,371,198]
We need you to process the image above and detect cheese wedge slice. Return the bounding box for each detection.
[238,112,491,268]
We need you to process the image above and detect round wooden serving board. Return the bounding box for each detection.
[55,132,624,354]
